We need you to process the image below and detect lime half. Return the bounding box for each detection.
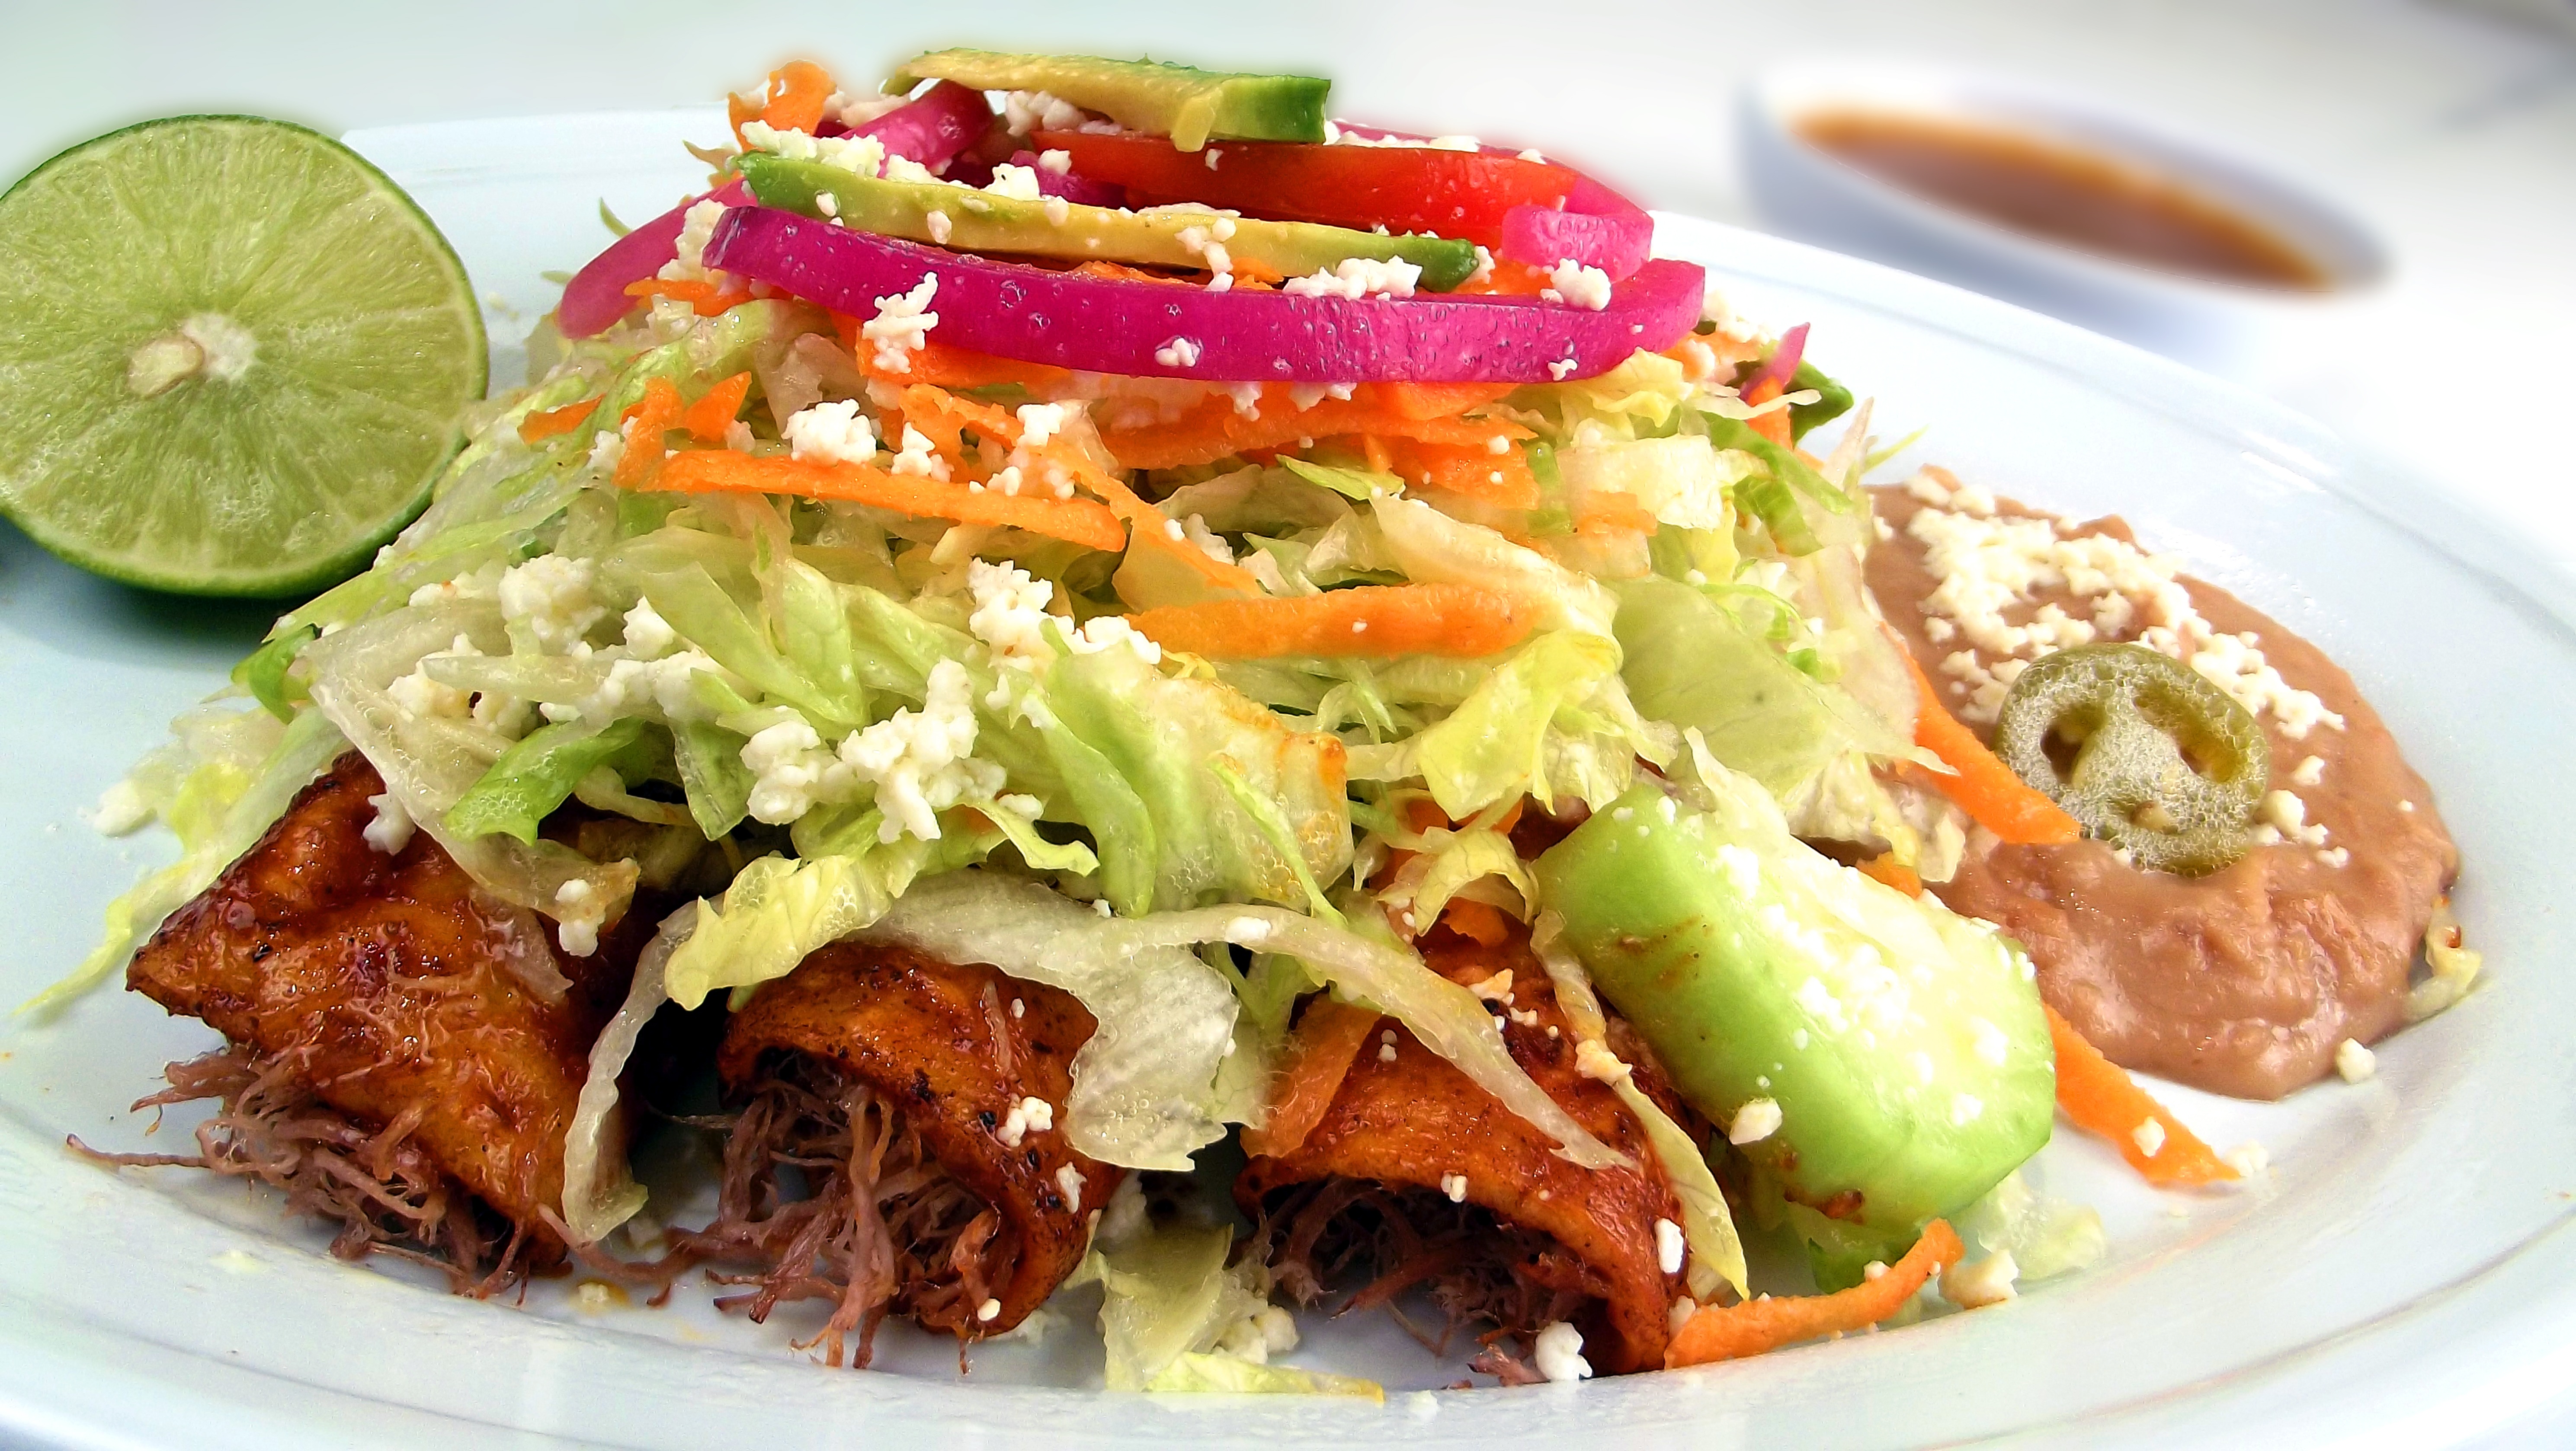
[0,116,486,596]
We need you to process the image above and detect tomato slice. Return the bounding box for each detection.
[1033,129,1580,245]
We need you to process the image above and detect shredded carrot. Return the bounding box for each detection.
[649,450,1126,552]
[614,378,686,488]
[1127,584,1532,662]
[1452,259,1554,298]
[1439,898,1515,946]
[839,327,1076,391]
[624,276,752,317]
[1385,438,1541,510]
[1369,382,1519,420]
[899,383,1019,451]
[1241,998,1381,1161]
[1102,393,1532,472]
[518,396,600,444]
[1856,853,1922,897]
[1899,648,2082,845]
[679,373,753,444]
[756,61,835,137]
[1743,375,1794,447]
[1666,1220,1965,1368]
[2046,1004,2239,1186]
[1573,489,1659,537]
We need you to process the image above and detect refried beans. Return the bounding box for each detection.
[1867,477,2457,1099]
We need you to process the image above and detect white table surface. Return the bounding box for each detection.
[4,2,2573,1444]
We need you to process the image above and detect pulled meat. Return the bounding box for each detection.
[1237,927,1691,1374]
[73,1045,531,1295]
[1250,1178,1613,1362]
[682,940,1116,1362]
[674,1054,1010,1368]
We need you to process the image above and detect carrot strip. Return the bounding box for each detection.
[1387,438,1541,510]
[518,396,600,444]
[2046,1005,2239,1186]
[1899,649,2082,845]
[614,378,686,489]
[1103,393,1532,472]
[649,451,1126,552]
[841,329,1077,390]
[1665,1220,1965,1368]
[624,276,753,316]
[756,60,834,136]
[1371,382,1519,421]
[1128,584,1531,662]
[1743,376,1794,447]
[1856,853,1922,897]
[1439,898,1515,946]
[1240,998,1381,1160]
[680,372,753,444]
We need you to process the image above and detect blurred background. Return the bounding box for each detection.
[2,0,2570,543]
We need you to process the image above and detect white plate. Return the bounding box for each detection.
[0,111,2567,1450]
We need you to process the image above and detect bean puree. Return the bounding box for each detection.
[1868,483,2457,1099]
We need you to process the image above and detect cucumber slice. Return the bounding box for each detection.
[0,116,485,596]
[888,50,1329,150]
[1536,768,2054,1273]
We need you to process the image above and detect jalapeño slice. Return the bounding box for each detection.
[1993,643,2269,876]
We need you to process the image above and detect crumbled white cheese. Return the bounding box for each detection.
[1466,968,1515,1002]
[1548,356,1580,381]
[1044,194,1070,227]
[1153,336,1204,369]
[1180,514,1234,566]
[362,791,414,855]
[1940,1251,2020,1309]
[1036,148,1072,176]
[2224,1141,2272,1176]
[1541,258,1614,311]
[553,878,605,958]
[586,429,625,472]
[996,1094,1056,1147]
[500,555,605,652]
[2290,754,2325,787]
[888,422,952,481]
[1903,485,2347,734]
[984,162,1044,201]
[862,272,939,373]
[657,197,735,286]
[826,89,910,130]
[1727,1097,1782,1144]
[622,598,677,659]
[968,559,1058,669]
[837,660,1005,841]
[1573,1039,1631,1085]
[1532,1321,1591,1383]
[1439,1172,1469,1203]
[2131,1117,2167,1158]
[1001,89,1085,136]
[1055,1162,1086,1208]
[388,634,484,721]
[1283,256,1422,300]
[1654,1218,1686,1275]
[976,1297,1002,1323]
[925,209,953,245]
[2259,789,2330,847]
[2334,1037,2377,1083]
[783,398,878,467]
[741,717,837,825]
[1061,614,1162,664]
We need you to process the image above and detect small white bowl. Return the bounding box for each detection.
[1740,58,2390,375]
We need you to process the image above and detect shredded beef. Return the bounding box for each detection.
[70,1045,533,1296]
[1249,1178,1614,1362]
[669,1051,1015,1368]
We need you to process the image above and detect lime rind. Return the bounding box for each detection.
[0,115,486,596]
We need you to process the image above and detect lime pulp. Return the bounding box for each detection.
[0,115,486,596]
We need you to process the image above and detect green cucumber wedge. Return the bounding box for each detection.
[0,115,486,596]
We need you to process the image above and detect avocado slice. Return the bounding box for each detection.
[736,152,1479,291]
[888,49,1328,151]
[1534,768,2054,1281]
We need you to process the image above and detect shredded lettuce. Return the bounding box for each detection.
[29,706,345,1013]
[446,717,652,844]
[661,849,935,1010]
[1371,493,1615,636]
[855,872,1242,1168]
